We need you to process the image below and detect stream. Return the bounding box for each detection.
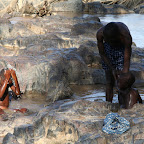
[8,84,144,114]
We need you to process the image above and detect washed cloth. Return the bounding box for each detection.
[102,43,125,70]
[102,113,130,134]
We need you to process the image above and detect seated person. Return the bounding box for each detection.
[0,68,21,110]
[117,72,142,109]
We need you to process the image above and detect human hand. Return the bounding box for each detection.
[122,67,129,74]
[4,69,11,81]
[9,69,17,79]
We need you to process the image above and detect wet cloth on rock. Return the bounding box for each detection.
[102,113,130,134]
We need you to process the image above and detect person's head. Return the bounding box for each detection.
[103,22,120,45]
[117,72,135,90]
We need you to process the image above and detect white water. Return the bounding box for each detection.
[71,85,144,103]
[98,14,144,48]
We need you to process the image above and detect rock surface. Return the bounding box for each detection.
[0,14,106,102]
[0,14,143,102]
[0,0,143,16]
[50,0,83,12]
[0,1,143,143]
[2,99,144,144]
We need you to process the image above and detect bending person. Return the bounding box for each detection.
[96,22,132,102]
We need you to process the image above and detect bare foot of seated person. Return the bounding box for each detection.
[117,72,142,109]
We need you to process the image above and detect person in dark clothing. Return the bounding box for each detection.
[96,22,132,102]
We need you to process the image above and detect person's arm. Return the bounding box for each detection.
[9,69,21,96]
[96,28,114,70]
[0,70,11,99]
[122,34,132,73]
[119,23,132,73]
[123,35,132,73]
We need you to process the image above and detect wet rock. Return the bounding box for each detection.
[0,2,144,144]
[134,4,144,14]
[13,124,34,144]
[3,133,19,144]
[19,1,38,14]
[134,132,144,142]
[0,42,104,101]
[0,18,11,24]
[2,98,144,143]
[134,139,144,144]
[77,43,101,70]
[84,2,107,14]
[33,118,46,140]
[76,134,106,144]
[50,0,83,12]
[65,52,89,84]
[71,21,103,37]
[107,102,120,112]
[91,69,105,84]
[139,8,144,14]
[81,15,101,23]
[0,13,143,101]
[0,23,13,39]
[132,117,144,125]
[0,0,143,17]
[107,4,130,14]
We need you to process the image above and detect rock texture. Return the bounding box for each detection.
[50,0,83,12]
[0,14,105,102]
[0,12,143,102]
[0,0,143,16]
[133,3,144,14]
[0,0,83,17]
[0,1,143,143]
[2,99,144,144]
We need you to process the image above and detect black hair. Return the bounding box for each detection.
[103,22,120,38]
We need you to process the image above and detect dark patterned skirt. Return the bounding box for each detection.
[102,42,125,70]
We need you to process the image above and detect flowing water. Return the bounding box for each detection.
[70,84,144,103]
[8,84,144,114]
[9,92,48,113]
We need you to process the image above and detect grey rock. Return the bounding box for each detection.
[50,0,83,12]
[71,21,103,36]
[107,4,129,14]
[13,124,34,144]
[135,139,144,144]
[3,133,19,144]
[2,99,144,143]
[84,2,107,13]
